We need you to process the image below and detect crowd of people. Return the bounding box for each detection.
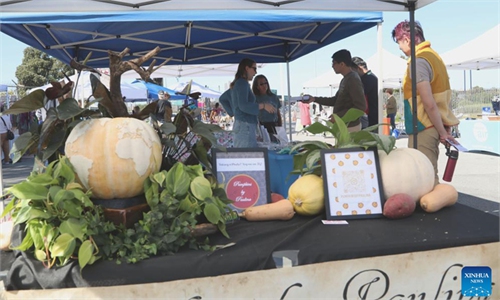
[216,20,458,187]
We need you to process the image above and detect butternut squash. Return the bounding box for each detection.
[420,183,458,213]
[239,200,295,221]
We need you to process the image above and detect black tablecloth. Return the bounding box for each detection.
[3,195,499,290]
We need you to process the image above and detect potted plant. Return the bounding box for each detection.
[1,46,234,270]
[289,108,396,176]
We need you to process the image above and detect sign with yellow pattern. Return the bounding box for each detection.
[321,147,385,220]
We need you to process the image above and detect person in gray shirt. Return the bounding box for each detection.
[306,49,366,132]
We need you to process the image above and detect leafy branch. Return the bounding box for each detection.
[290,108,396,176]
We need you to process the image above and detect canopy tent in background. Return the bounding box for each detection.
[440,24,500,91]
[441,24,500,71]
[303,48,407,92]
[0,85,8,92]
[112,63,265,80]
[27,71,148,102]
[169,81,222,99]
[130,80,186,104]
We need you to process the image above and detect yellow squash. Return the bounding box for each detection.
[288,174,325,216]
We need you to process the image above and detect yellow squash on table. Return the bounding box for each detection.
[288,174,325,216]
[420,183,458,213]
[65,117,162,199]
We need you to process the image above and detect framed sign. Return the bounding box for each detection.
[320,147,385,220]
[212,148,271,213]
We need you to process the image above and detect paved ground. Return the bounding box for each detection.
[0,156,35,192]
[1,132,499,208]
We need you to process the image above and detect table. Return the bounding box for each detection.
[459,119,500,155]
[2,193,498,296]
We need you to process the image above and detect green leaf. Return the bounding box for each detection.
[289,140,330,154]
[179,196,197,213]
[11,231,34,251]
[29,173,58,185]
[153,172,166,186]
[2,90,45,115]
[78,240,94,270]
[65,182,84,191]
[11,132,38,163]
[305,149,321,170]
[53,156,76,184]
[59,218,86,241]
[185,163,204,179]
[190,177,213,200]
[217,222,230,239]
[190,121,221,146]
[166,163,190,197]
[57,98,85,120]
[332,114,350,146]
[29,223,44,249]
[34,249,47,262]
[305,122,333,135]
[0,197,15,218]
[9,181,49,200]
[341,108,365,125]
[160,122,177,135]
[42,132,67,162]
[50,233,76,257]
[203,203,221,224]
[54,189,76,205]
[62,200,83,218]
[49,185,63,203]
[27,208,52,221]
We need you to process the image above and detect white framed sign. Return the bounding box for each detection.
[320,147,385,220]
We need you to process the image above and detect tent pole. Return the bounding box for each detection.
[409,1,418,149]
[377,22,384,134]
[463,70,466,92]
[469,69,472,90]
[286,61,292,142]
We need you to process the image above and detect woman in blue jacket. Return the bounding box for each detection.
[252,74,282,142]
[220,58,276,148]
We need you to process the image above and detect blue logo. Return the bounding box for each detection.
[462,266,491,297]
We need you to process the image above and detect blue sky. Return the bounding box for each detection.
[1,0,499,96]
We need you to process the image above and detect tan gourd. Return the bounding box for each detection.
[420,183,458,213]
[65,118,162,199]
[378,148,435,202]
[288,174,324,216]
[239,200,295,221]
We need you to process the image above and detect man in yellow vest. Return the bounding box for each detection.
[392,21,459,185]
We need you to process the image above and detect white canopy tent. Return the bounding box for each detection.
[302,48,407,91]
[440,24,500,91]
[441,24,500,71]
[111,63,266,80]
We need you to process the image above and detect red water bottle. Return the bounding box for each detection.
[442,147,458,182]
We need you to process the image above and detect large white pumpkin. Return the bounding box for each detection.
[65,117,162,199]
[378,148,434,202]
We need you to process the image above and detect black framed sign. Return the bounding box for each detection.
[320,147,385,220]
[212,148,271,213]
